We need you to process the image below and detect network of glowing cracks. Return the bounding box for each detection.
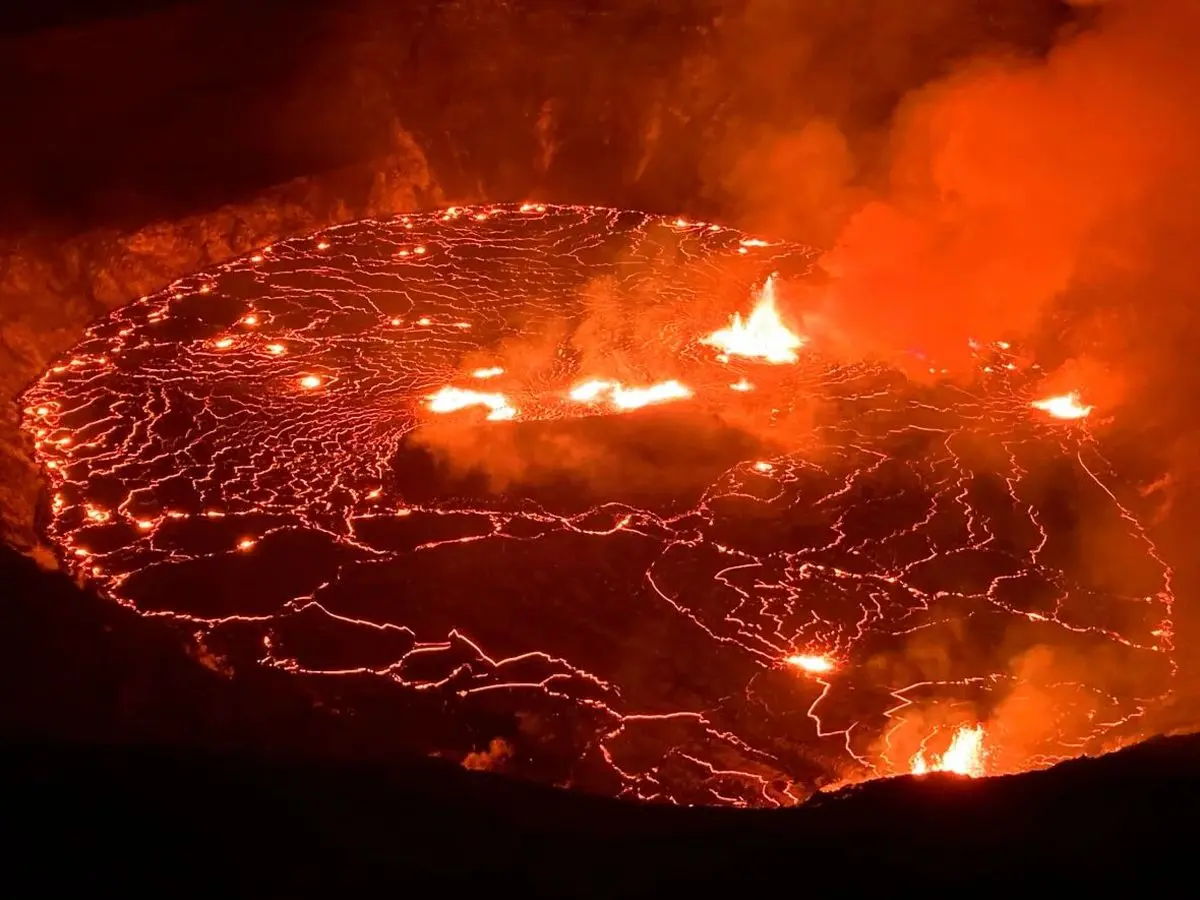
[20,203,1172,803]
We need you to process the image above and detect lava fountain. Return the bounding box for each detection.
[911,725,988,778]
[20,203,1174,807]
[700,272,804,364]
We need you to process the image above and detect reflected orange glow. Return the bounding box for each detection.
[701,274,804,364]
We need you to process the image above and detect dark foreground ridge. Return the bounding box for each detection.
[6,729,1198,892]
[1,545,1195,892]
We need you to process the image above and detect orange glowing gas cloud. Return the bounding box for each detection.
[701,273,805,364]
[910,724,987,777]
[568,379,692,411]
[427,386,517,421]
[784,654,835,674]
[1031,391,1092,420]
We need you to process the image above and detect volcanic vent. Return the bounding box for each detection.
[21,203,1174,806]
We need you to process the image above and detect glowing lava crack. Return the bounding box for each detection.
[20,203,1175,807]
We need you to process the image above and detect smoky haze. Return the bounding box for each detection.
[702,0,1200,737]
[712,0,1200,393]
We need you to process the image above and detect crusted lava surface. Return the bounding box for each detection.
[19,203,1175,805]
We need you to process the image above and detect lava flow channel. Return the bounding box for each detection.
[20,203,1175,807]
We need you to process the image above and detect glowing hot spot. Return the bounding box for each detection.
[568,379,693,411]
[1032,392,1092,420]
[427,386,517,421]
[701,273,804,364]
[611,380,691,410]
[472,367,504,379]
[299,375,323,390]
[784,654,835,674]
[568,379,613,403]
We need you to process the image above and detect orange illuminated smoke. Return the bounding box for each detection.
[784,654,835,674]
[1031,391,1092,420]
[701,274,804,364]
[910,724,987,778]
[426,386,516,421]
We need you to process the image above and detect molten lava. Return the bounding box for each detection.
[910,725,988,778]
[427,386,516,421]
[784,654,836,674]
[1031,391,1092,420]
[701,273,805,364]
[567,379,693,411]
[19,203,1175,809]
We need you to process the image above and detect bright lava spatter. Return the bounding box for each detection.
[21,203,1175,806]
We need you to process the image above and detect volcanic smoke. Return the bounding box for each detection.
[20,203,1174,806]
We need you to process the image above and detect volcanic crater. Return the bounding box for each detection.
[19,202,1174,806]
